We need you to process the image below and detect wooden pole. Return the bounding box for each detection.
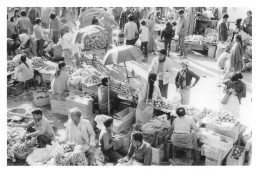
[108,76,110,116]
[124,62,136,107]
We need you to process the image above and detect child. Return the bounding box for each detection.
[139,20,149,62]
[161,22,174,57]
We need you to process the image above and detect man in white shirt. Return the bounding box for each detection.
[124,14,138,45]
[139,20,149,62]
[34,18,47,57]
[59,108,96,165]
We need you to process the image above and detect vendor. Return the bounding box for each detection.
[170,107,199,165]
[98,77,119,115]
[11,108,56,148]
[119,131,152,166]
[100,118,124,162]
[14,54,34,83]
[50,61,70,94]
[242,10,252,36]
[18,33,37,58]
[59,108,96,165]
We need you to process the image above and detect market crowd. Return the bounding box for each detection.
[7,7,252,166]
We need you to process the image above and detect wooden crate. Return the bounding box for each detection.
[151,144,165,164]
[7,83,24,96]
[205,157,221,166]
[201,144,231,161]
[33,91,50,107]
[81,83,98,95]
[226,145,246,166]
[66,95,93,119]
[41,73,52,82]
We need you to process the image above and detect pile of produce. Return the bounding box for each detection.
[66,67,76,75]
[203,33,218,44]
[13,137,38,156]
[44,64,57,71]
[244,39,252,46]
[82,72,103,86]
[7,60,19,72]
[185,35,204,45]
[202,110,239,125]
[31,57,46,68]
[185,106,208,122]
[110,79,137,95]
[231,146,244,160]
[153,96,179,112]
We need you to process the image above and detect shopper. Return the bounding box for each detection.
[147,12,157,53]
[10,8,20,24]
[217,13,229,43]
[135,73,161,124]
[50,61,70,95]
[7,15,17,38]
[175,61,200,105]
[139,20,149,62]
[34,18,46,57]
[221,72,246,117]
[176,9,188,58]
[12,108,56,148]
[224,34,243,79]
[49,13,61,44]
[59,108,96,165]
[119,7,132,30]
[27,7,40,34]
[16,10,32,34]
[133,7,142,31]
[161,22,174,57]
[148,48,173,98]
[242,10,252,36]
[18,33,37,58]
[124,14,138,45]
[119,131,152,166]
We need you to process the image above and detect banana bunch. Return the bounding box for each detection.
[68,151,88,166]
[13,142,29,155]
[54,152,70,166]
[31,57,46,69]
[7,60,19,72]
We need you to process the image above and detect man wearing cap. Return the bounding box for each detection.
[175,61,200,105]
[176,9,188,58]
[148,48,174,98]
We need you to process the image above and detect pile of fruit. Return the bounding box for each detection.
[66,67,76,75]
[231,146,244,160]
[7,60,19,72]
[202,110,239,125]
[154,96,179,112]
[44,64,57,71]
[31,57,46,69]
[185,35,204,45]
[185,106,208,122]
[83,74,102,86]
[110,79,136,95]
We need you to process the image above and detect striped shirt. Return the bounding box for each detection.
[173,116,199,134]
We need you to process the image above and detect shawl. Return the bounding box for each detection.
[229,42,243,72]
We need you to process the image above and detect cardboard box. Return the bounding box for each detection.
[113,107,136,134]
[152,144,164,164]
[201,144,231,161]
[33,91,50,107]
[206,123,241,144]
[200,128,234,151]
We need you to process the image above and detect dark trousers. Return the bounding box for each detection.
[26,126,52,148]
[126,38,137,45]
[141,42,148,58]
[36,39,45,57]
[178,35,187,56]
[164,38,172,55]
[102,149,123,163]
[158,80,169,98]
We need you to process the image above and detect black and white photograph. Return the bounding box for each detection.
[4,1,255,168]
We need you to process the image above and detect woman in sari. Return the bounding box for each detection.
[135,73,161,124]
[221,72,246,118]
[224,34,243,79]
[147,12,157,54]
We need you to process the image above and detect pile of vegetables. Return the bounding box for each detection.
[44,64,57,71]
[66,67,76,75]
[82,72,103,86]
[231,146,244,160]
[153,96,179,112]
[202,110,239,125]
[13,137,38,156]
[185,106,208,122]
[7,60,19,72]
[31,57,46,68]
[110,79,136,95]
